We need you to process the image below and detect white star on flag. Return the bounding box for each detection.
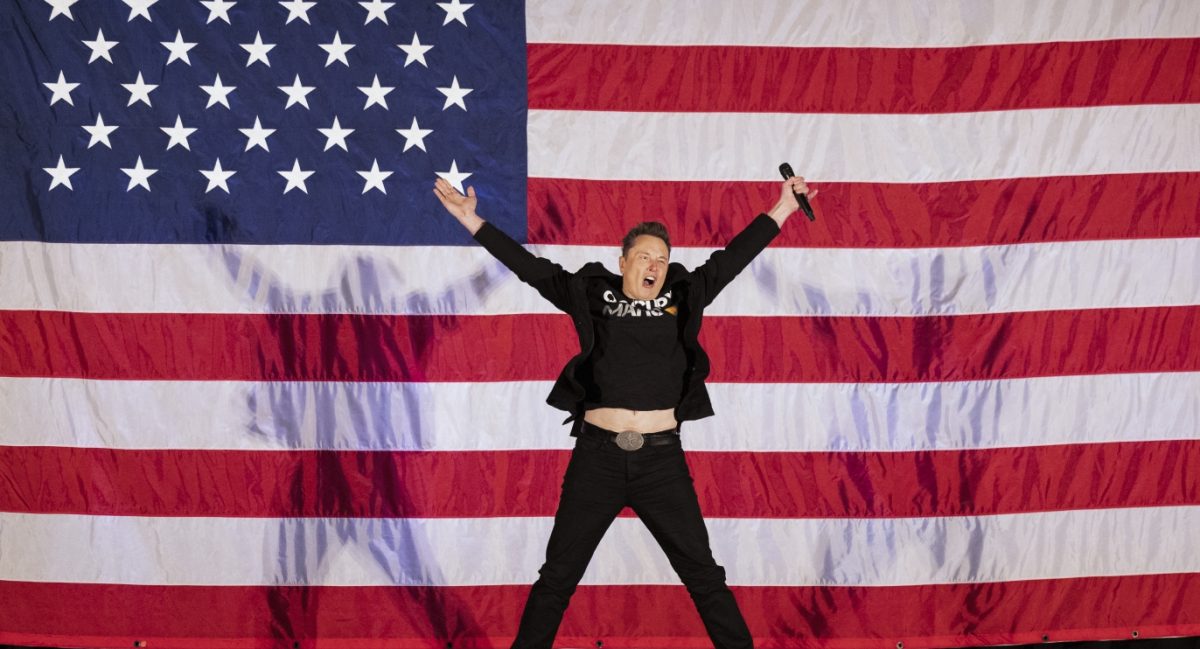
[121,156,157,192]
[318,116,354,151]
[357,159,393,194]
[44,71,79,106]
[397,33,433,68]
[278,159,314,194]
[44,0,80,21]
[396,117,432,152]
[122,0,158,22]
[161,115,197,151]
[437,0,473,26]
[201,74,236,109]
[359,0,394,25]
[83,28,119,64]
[239,116,276,152]
[200,0,235,24]
[279,0,315,24]
[82,114,118,149]
[436,159,471,193]
[43,155,80,190]
[122,72,158,107]
[437,76,472,111]
[200,159,236,194]
[241,31,276,67]
[278,75,315,109]
[161,30,197,65]
[319,31,355,67]
[358,75,393,110]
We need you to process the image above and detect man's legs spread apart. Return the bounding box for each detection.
[511,436,626,649]
[628,444,754,649]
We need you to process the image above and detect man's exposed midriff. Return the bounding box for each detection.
[584,407,678,433]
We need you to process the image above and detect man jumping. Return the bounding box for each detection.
[434,174,816,649]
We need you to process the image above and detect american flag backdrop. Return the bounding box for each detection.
[2,0,1200,647]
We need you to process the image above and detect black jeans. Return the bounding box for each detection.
[511,425,753,649]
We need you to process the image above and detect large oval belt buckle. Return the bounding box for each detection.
[615,431,644,451]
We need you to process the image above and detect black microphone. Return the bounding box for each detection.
[778,163,815,221]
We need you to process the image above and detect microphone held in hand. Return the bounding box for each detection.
[778,162,815,221]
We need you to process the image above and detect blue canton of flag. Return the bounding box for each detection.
[1,0,527,245]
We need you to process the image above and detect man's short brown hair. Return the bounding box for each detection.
[621,221,671,257]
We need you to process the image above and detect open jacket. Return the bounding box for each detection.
[472,213,781,433]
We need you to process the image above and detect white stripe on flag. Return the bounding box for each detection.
[527,0,1200,46]
[3,373,1197,452]
[3,508,1199,587]
[528,105,1200,182]
[4,237,1198,316]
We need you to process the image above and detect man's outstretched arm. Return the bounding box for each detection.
[694,177,818,303]
[433,177,573,311]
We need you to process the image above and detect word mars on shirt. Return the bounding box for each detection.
[601,289,677,318]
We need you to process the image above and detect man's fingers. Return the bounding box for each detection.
[466,186,475,197]
[785,177,809,195]
[433,182,461,203]
[433,187,452,207]
[434,178,466,204]
[785,180,808,196]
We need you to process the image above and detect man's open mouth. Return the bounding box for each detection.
[643,276,656,288]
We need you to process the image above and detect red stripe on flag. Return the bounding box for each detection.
[526,173,1200,247]
[3,307,1198,382]
[4,441,1198,518]
[3,575,1199,649]
[528,39,1200,113]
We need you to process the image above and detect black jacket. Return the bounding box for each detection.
[472,213,781,433]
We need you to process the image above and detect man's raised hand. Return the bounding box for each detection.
[433,177,485,235]
[767,176,818,227]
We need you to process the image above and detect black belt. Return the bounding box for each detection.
[580,421,680,451]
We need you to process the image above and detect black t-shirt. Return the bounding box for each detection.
[578,277,688,411]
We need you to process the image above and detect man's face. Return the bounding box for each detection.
[619,234,669,300]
